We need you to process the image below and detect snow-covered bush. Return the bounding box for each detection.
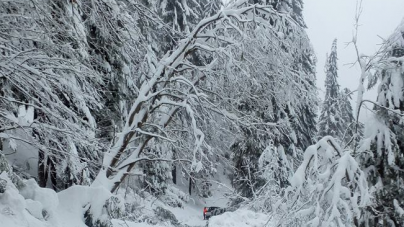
[277,136,370,226]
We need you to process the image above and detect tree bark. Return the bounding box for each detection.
[172,150,177,184]
[172,164,177,184]
[189,173,193,195]
[38,149,47,188]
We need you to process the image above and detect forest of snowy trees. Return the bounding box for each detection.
[1,0,404,227]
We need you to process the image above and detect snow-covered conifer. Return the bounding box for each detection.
[317,40,345,143]
[358,18,404,226]
[339,88,363,147]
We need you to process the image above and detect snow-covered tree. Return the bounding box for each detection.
[231,138,267,199]
[317,39,345,142]
[90,0,318,195]
[318,40,361,148]
[231,0,318,199]
[338,88,363,147]
[253,0,306,28]
[0,0,106,190]
[279,136,370,226]
[358,18,404,226]
[139,0,223,196]
[140,144,173,196]
[142,0,221,34]
[249,142,293,212]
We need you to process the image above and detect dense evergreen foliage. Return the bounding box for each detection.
[1,1,404,227]
[317,40,360,147]
[317,40,344,141]
[358,20,404,226]
[230,0,318,199]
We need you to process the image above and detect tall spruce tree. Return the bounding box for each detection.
[359,19,404,226]
[317,39,345,141]
[318,40,360,147]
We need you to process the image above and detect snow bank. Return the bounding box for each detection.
[0,169,121,227]
[57,185,124,227]
[20,179,59,215]
[0,172,51,227]
[112,220,166,227]
[209,209,271,227]
[0,153,231,227]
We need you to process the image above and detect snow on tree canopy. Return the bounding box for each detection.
[386,18,404,55]
[357,16,404,226]
[317,39,358,147]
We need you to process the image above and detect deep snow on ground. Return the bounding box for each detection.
[0,173,269,227]
[170,202,206,226]
[1,156,270,227]
[209,209,271,227]
[112,209,272,227]
[112,220,168,227]
[164,160,233,226]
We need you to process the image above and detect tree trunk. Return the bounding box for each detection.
[38,149,47,188]
[48,157,57,190]
[189,174,192,195]
[172,150,177,184]
[172,164,177,184]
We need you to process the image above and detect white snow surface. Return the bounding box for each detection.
[0,173,270,227]
[112,220,166,227]
[111,209,272,227]
[0,173,49,227]
[0,173,118,227]
[0,155,239,227]
[209,209,271,227]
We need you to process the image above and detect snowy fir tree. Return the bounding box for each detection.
[318,40,361,148]
[358,19,404,226]
[317,39,344,140]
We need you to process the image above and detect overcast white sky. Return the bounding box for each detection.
[303,0,404,120]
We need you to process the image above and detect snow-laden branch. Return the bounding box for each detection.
[93,0,306,192]
[278,136,370,226]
